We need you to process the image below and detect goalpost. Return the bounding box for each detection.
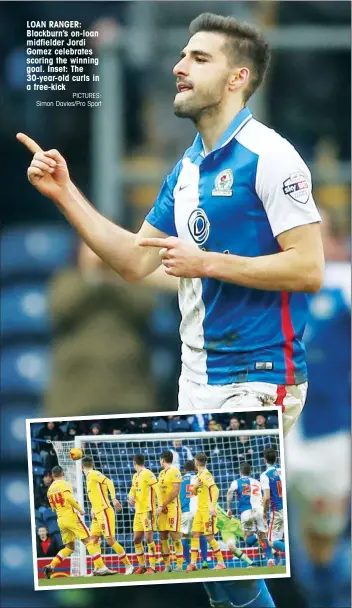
[53,429,281,576]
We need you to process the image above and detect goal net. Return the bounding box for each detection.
[53,429,282,576]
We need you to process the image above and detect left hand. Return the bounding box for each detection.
[113,498,122,511]
[194,478,203,489]
[139,237,207,278]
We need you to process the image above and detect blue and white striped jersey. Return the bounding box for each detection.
[146,107,321,386]
[230,475,263,514]
[180,471,197,513]
[260,466,283,511]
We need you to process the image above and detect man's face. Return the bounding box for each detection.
[230,418,240,429]
[194,459,200,471]
[240,435,249,443]
[208,420,216,431]
[47,422,54,431]
[173,440,182,449]
[173,31,232,121]
[92,427,99,435]
[38,527,48,540]
[43,474,52,486]
[256,415,266,426]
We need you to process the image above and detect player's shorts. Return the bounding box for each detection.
[241,509,267,535]
[192,509,218,536]
[133,511,156,533]
[90,507,115,538]
[181,510,195,535]
[58,513,90,545]
[268,509,284,542]
[286,423,351,536]
[158,505,181,533]
[178,375,308,436]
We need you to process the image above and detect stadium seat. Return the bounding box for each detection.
[0,402,42,462]
[35,518,43,530]
[1,473,31,524]
[168,419,191,432]
[47,519,60,535]
[32,452,43,466]
[53,532,63,549]
[267,415,279,428]
[1,283,50,341]
[32,466,46,477]
[42,508,56,522]
[152,418,168,433]
[1,224,75,281]
[1,344,50,396]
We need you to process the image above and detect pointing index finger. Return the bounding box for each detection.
[16,132,43,155]
[139,238,172,248]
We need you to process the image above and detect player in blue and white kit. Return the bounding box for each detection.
[227,462,274,567]
[260,448,285,559]
[180,460,208,568]
[21,11,325,608]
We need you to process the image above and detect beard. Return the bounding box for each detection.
[173,80,227,123]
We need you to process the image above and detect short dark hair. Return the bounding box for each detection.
[240,462,251,476]
[195,452,207,466]
[184,460,196,473]
[189,13,271,101]
[134,454,145,466]
[82,456,94,468]
[160,450,173,464]
[264,448,277,465]
[51,466,64,478]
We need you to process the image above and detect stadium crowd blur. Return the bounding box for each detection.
[1,2,350,608]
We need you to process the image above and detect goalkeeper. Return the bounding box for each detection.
[216,505,253,568]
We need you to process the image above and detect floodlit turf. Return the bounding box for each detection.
[39,565,286,587]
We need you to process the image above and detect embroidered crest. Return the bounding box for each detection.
[212,168,233,196]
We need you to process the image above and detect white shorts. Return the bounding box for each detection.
[181,511,194,535]
[178,375,308,436]
[286,422,351,536]
[241,508,267,535]
[268,509,284,542]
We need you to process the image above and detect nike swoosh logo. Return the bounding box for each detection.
[179,184,189,191]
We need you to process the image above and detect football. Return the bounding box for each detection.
[69,447,83,461]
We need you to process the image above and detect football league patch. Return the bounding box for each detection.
[282,172,310,204]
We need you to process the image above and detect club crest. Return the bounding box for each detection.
[212,168,233,196]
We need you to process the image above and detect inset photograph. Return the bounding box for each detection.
[27,408,289,590]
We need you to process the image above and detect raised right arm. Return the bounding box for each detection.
[16,133,169,282]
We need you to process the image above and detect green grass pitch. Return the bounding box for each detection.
[39,565,286,586]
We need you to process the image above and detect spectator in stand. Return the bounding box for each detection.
[252,414,267,430]
[63,422,79,442]
[36,422,63,469]
[34,471,53,511]
[90,423,102,436]
[207,419,223,432]
[122,418,152,434]
[226,416,241,431]
[170,439,193,470]
[236,435,254,465]
[36,526,61,558]
[187,414,213,432]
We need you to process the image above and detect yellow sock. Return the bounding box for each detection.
[135,542,146,566]
[209,538,224,563]
[86,542,105,570]
[147,542,156,570]
[191,537,200,565]
[111,541,131,567]
[161,539,171,566]
[50,546,73,569]
[173,539,184,569]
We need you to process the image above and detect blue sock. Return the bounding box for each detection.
[262,538,273,561]
[200,535,208,562]
[204,580,276,608]
[182,538,190,563]
[246,534,257,546]
[273,540,285,554]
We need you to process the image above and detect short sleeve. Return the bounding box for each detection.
[171,469,182,483]
[256,139,322,238]
[230,480,238,492]
[260,473,270,490]
[148,472,157,485]
[145,160,182,236]
[203,474,215,488]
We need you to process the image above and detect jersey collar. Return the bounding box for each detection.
[189,106,252,161]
